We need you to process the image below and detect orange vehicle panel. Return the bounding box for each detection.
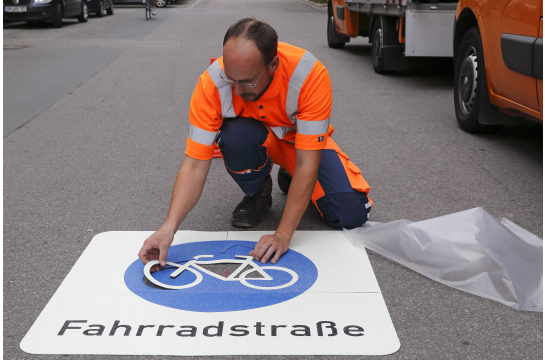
[538,17,543,116]
[502,0,541,37]
[538,80,543,116]
[493,96,542,121]
[332,0,358,37]
[398,18,405,44]
[344,5,359,37]
[479,0,540,111]
[332,0,347,34]
[456,0,479,22]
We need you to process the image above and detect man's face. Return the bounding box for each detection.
[223,38,278,102]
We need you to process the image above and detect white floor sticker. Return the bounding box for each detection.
[20,231,400,355]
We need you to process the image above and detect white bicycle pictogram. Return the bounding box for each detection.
[144,255,299,291]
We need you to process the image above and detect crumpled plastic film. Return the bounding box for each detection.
[343,207,543,311]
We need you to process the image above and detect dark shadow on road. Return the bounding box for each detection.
[337,44,455,90]
[333,43,541,163]
[115,0,192,8]
[336,43,372,57]
[338,43,455,74]
[111,4,144,8]
[470,120,543,166]
[3,19,83,30]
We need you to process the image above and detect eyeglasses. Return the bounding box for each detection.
[220,61,272,88]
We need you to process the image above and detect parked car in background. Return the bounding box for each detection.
[453,0,543,132]
[3,0,88,27]
[87,0,112,16]
[113,0,166,8]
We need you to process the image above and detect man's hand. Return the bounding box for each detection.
[137,155,211,273]
[138,227,175,273]
[249,149,321,264]
[249,232,290,264]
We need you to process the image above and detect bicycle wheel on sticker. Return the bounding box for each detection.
[239,266,298,290]
[143,260,203,290]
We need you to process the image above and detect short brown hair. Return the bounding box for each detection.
[223,18,278,65]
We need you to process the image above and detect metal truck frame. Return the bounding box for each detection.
[328,0,458,73]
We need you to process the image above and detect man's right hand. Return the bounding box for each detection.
[137,155,211,273]
[138,227,175,273]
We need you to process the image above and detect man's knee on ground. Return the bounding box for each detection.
[217,117,269,172]
[316,191,370,229]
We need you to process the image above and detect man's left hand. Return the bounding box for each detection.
[249,232,290,264]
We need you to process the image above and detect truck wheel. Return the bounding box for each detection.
[371,19,386,74]
[454,27,500,132]
[327,16,345,49]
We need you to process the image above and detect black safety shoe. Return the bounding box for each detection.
[231,175,273,228]
[277,167,292,194]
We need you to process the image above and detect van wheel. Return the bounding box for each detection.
[52,3,62,28]
[454,27,501,132]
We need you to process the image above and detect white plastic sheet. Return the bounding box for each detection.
[343,207,543,311]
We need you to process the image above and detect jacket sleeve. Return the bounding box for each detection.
[185,74,223,160]
[294,60,334,151]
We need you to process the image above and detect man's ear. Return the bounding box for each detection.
[269,55,280,73]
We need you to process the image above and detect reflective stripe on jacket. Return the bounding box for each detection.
[186,42,334,160]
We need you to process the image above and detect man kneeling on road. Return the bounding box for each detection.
[138,18,372,269]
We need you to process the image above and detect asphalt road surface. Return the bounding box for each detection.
[4,0,543,358]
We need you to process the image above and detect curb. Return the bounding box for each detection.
[297,0,327,12]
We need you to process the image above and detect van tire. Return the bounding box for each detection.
[454,27,501,132]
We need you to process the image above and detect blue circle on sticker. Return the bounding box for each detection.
[124,241,318,312]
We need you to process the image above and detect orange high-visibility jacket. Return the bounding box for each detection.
[186,42,334,160]
[185,42,372,203]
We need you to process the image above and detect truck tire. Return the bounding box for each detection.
[327,15,346,49]
[454,27,501,133]
[371,18,385,73]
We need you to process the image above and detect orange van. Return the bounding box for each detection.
[453,0,543,131]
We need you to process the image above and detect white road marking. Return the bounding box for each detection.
[188,0,203,9]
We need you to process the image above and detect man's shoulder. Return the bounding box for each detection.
[278,42,326,79]
[278,42,305,52]
[278,42,309,61]
[193,63,221,98]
